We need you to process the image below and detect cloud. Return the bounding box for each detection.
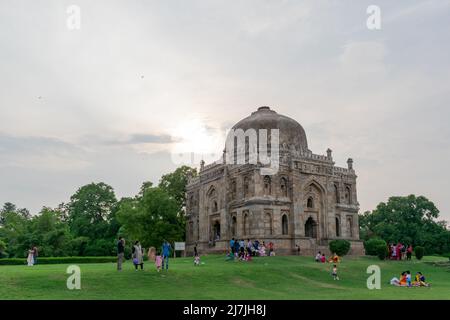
[107,133,177,145]
[0,0,449,222]
[0,133,90,171]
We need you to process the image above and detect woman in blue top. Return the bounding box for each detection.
[162,240,172,271]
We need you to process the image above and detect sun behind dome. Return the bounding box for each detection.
[185,106,364,256]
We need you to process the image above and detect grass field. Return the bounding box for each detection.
[0,255,449,300]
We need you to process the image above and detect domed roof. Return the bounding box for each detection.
[232,106,308,151]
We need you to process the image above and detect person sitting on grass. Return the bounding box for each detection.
[399,271,407,286]
[225,250,234,261]
[406,270,412,287]
[328,253,340,263]
[413,272,430,287]
[315,251,322,262]
[390,272,407,286]
[320,253,326,263]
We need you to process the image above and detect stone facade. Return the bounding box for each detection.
[185,107,364,256]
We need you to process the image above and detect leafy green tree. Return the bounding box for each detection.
[359,195,450,254]
[0,209,30,258]
[67,183,117,240]
[0,239,7,258]
[158,166,197,241]
[29,207,73,257]
[158,166,197,210]
[117,184,183,249]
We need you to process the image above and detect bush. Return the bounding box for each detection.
[0,256,117,265]
[364,238,387,256]
[415,246,425,260]
[375,244,389,260]
[84,239,115,256]
[329,239,351,256]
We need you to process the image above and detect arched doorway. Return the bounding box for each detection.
[264,212,273,235]
[305,217,317,238]
[213,221,220,241]
[282,214,288,235]
[335,216,341,237]
[243,211,250,236]
[231,216,237,237]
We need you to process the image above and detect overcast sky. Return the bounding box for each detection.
[1,0,449,222]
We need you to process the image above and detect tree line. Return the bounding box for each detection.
[359,195,450,255]
[0,166,197,258]
[1,167,449,258]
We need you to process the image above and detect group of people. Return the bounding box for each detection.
[388,243,413,260]
[314,252,341,280]
[117,237,172,272]
[227,238,275,261]
[390,271,430,287]
[315,251,341,264]
[26,246,38,266]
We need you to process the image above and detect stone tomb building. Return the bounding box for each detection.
[185,107,364,255]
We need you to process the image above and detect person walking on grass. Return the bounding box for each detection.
[132,240,144,271]
[332,264,339,280]
[147,246,156,263]
[27,248,34,266]
[162,240,172,271]
[32,245,38,265]
[117,237,125,271]
[155,250,162,272]
[406,245,413,261]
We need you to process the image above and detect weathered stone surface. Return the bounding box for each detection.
[185,107,364,256]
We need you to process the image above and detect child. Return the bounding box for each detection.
[406,271,412,287]
[320,253,326,263]
[194,254,200,266]
[332,264,339,280]
[155,251,162,272]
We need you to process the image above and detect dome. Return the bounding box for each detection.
[231,106,308,151]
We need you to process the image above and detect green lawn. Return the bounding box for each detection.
[0,255,449,300]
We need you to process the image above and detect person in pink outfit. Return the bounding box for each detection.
[155,251,162,272]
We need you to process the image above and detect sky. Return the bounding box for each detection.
[0,0,450,221]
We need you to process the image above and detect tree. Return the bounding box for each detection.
[158,166,197,211]
[67,182,117,240]
[29,207,73,257]
[0,239,7,258]
[116,184,183,249]
[1,202,17,225]
[0,209,31,257]
[359,195,450,254]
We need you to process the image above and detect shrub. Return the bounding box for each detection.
[376,244,389,260]
[415,246,425,260]
[364,238,387,256]
[329,239,351,256]
[0,256,117,266]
